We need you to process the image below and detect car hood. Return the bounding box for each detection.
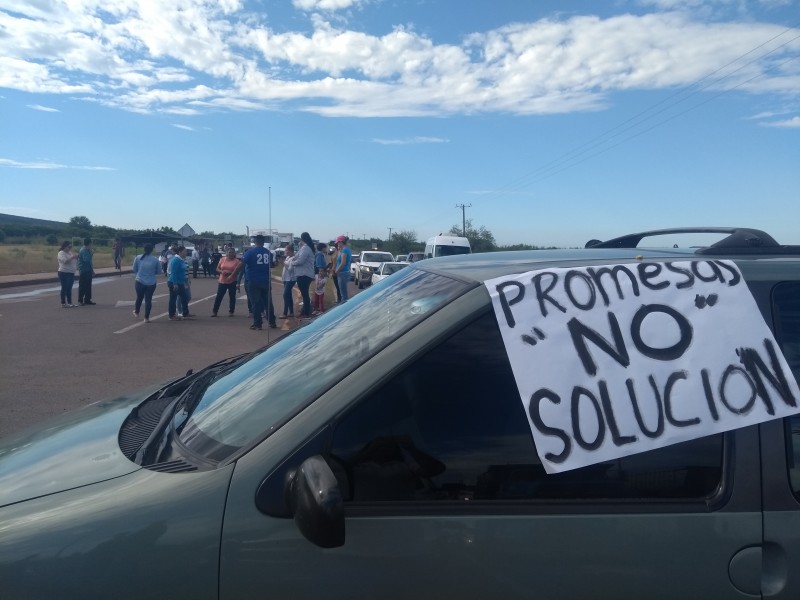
[0,389,158,508]
[360,261,387,268]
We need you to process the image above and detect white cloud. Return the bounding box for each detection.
[0,3,797,118]
[172,124,195,130]
[27,104,60,112]
[760,115,800,126]
[371,136,449,145]
[292,0,366,11]
[0,158,115,170]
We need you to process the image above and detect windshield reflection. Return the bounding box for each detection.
[179,268,471,460]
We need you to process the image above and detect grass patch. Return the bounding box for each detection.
[0,243,127,276]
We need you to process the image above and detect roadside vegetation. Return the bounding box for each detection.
[0,244,122,276]
[0,214,554,277]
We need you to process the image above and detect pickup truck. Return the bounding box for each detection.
[350,251,395,289]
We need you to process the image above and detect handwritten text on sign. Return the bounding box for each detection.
[485,260,800,474]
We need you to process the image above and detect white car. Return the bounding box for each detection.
[351,251,395,288]
[371,261,408,284]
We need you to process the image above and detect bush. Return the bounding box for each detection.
[0,229,5,242]
[46,234,58,245]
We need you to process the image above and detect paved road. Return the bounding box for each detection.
[0,271,353,439]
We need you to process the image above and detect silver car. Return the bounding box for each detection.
[2,227,800,599]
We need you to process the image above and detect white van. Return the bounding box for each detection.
[424,235,471,259]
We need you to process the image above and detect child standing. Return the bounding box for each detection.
[313,242,329,315]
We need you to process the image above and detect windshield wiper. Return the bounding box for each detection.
[132,361,241,465]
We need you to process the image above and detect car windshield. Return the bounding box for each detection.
[176,268,472,460]
[384,263,407,275]
[362,252,393,262]
[435,245,471,257]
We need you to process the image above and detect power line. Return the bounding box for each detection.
[473,25,800,203]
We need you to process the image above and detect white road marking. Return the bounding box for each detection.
[114,293,218,334]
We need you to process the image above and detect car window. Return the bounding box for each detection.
[434,245,471,258]
[363,252,393,262]
[384,263,406,275]
[773,282,800,499]
[177,268,472,460]
[329,311,723,503]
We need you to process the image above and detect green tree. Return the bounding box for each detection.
[69,216,92,230]
[389,230,421,255]
[448,219,497,253]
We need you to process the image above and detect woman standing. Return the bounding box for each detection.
[280,243,297,318]
[211,247,241,317]
[132,243,161,323]
[328,243,341,303]
[56,240,78,307]
[293,232,316,319]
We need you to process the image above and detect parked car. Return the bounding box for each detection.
[2,227,800,600]
[370,261,408,284]
[350,250,395,288]
[406,251,425,263]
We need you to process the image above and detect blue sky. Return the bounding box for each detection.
[1,0,798,248]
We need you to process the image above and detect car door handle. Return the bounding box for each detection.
[729,544,788,597]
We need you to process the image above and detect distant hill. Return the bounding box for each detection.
[0,213,68,229]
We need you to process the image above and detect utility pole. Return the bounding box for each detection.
[455,203,471,236]
[387,227,394,240]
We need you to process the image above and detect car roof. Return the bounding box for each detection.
[414,227,800,284]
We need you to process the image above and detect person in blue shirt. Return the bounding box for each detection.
[240,234,276,330]
[132,243,161,322]
[167,246,191,320]
[333,235,352,302]
[77,237,96,305]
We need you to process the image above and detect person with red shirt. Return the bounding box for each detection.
[211,247,241,317]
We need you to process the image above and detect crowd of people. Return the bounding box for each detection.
[59,233,355,331]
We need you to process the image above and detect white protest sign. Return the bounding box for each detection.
[485,259,800,474]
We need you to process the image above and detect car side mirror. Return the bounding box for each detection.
[285,455,345,548]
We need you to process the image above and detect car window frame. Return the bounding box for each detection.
[252,286,759,519]
[760,280,800,511]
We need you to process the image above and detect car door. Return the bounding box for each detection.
[220,308,762,599]
[760,281,800,599]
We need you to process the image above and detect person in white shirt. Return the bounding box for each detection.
[191,247,200,279]
[56,240,79,307]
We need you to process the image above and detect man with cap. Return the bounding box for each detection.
[239,234,277,330]
[332,235,352,303]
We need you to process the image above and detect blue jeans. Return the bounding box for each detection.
[168,282,189,317]
[212,282,237,314]
[134,281,157,318]
[249,280,275,327]
[337,271,350,302]
[177,284,191,314]
[296,275,313,316]
[282,280,296,315]
[58,271,75,304]
[78,271,93,303]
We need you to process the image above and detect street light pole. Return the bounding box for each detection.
[455,203,471,236]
